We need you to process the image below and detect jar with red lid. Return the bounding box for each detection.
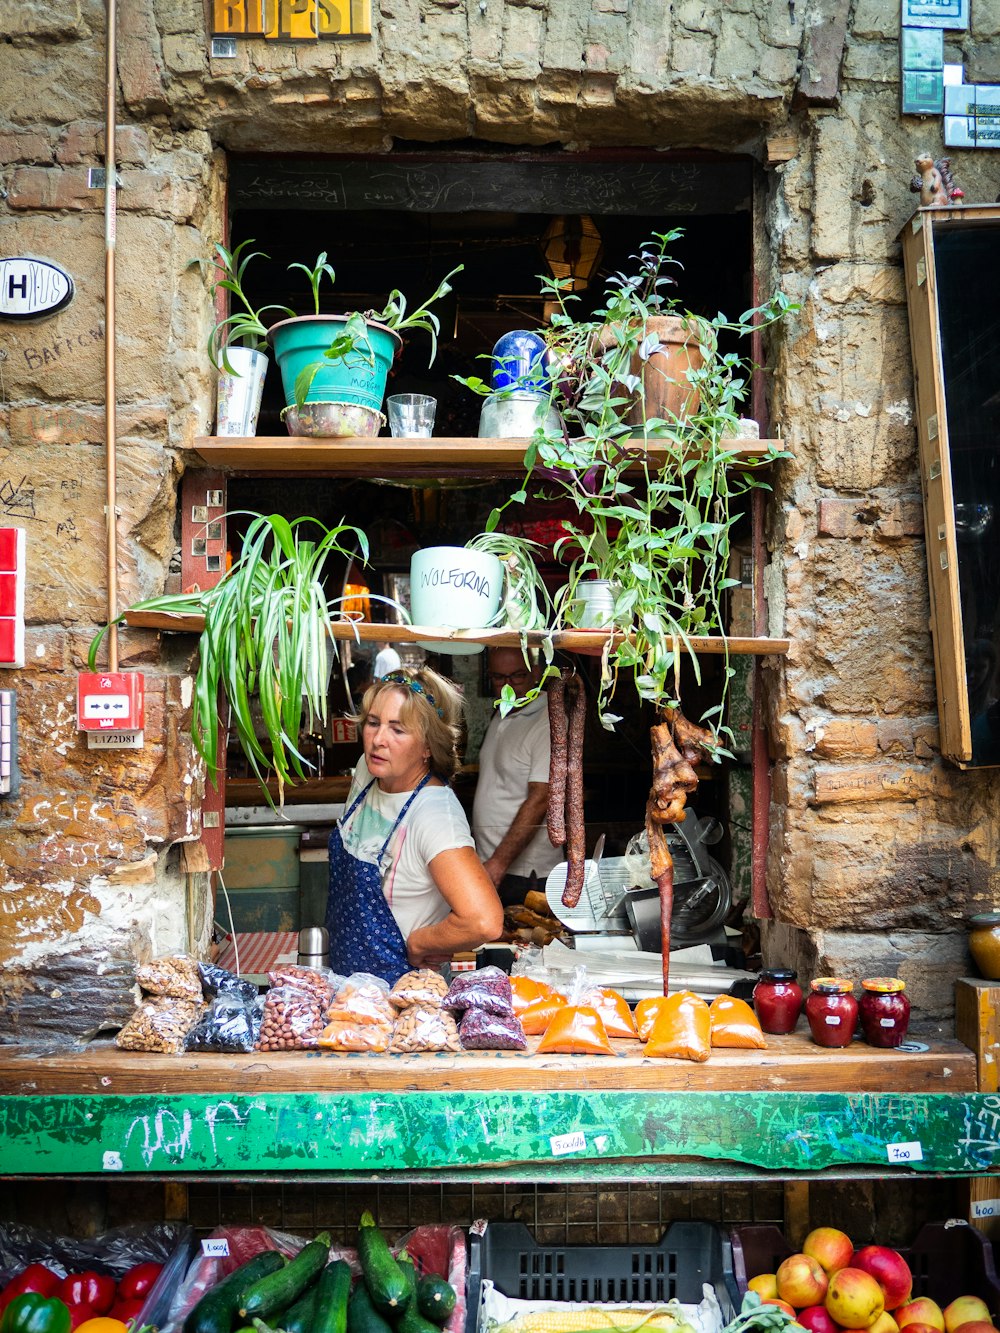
[753,969,804,1034]
[805,977,858,1048]
[859,977,910,1048]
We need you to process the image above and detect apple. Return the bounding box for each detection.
[945,1300,993,1333]
[868,1313,901,1333]
[750,1275,780,1300]
[953,1323,996,1333]
[799,1305,844,1333]
[805,1229,856,1276]
[826,1268,885,1330]
[852,1247,913,1311]
[897,1324,946,1333]
[896,1300,945,1332]
[778,1254,830,1309]
[765,1299,798,1317]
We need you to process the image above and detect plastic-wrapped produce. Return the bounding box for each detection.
[136,955,202,1003]
[389,1005,461,1053]
[256,986,326,1051]
[116,998,202,1054]
[441,966,514,1017]
[389,969,449,1010]
[458,1007,527,1051]
[197,961,258,1004]
[185,994,264,1053]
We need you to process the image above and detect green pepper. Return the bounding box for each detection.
[0,1294,73,1333]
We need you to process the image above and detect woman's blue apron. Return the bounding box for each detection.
[325,774,430,985]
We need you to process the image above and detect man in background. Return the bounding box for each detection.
[472,647,563,907]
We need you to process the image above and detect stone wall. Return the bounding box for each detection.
[1,0,998,1036]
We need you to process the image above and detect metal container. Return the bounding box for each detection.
[478,391,561,438]
[297,925,329,970]
[282,401,386,438]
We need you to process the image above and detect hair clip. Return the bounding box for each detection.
[382,671,445,718]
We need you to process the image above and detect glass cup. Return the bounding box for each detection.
[387,394,436,438]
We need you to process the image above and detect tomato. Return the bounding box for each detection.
[57,1279,114,1319]
[114,1266,161,1304]
[73,1321,129,1333]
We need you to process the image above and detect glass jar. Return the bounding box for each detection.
[753,969,804,1034]
[859,978,910,1048]
[805,977,858,1048]
[968,912,1000,981]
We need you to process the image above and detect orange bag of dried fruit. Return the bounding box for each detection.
[536,1004,616,1056]
[593,987,638,1039]
[511,976,554,1013]
[708,994,767,1049]
[643,991,711,1062]
[519,991,568,1036]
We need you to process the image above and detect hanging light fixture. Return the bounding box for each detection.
[542,215,603,292]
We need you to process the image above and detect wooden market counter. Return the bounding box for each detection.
[0,1027,995,1182]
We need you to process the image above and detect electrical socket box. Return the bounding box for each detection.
[77,671,145,738]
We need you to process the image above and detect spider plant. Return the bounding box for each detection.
[88,513,370,805]
[202,239,294,374]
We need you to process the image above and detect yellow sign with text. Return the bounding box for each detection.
[212,0,371,40]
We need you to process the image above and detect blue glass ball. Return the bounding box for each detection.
[491,329,548,391]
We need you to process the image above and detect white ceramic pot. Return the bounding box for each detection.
[409,546,504,656]
[216,347,267,437]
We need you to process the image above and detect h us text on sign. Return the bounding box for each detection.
[213,0,371,39]
[0,259,73,321]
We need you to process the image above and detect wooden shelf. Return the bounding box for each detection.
[193,435,786,477]
[122,611,790,657]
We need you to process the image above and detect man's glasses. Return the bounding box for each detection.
[490,670,533,686]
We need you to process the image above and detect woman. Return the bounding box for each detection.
[326,666,504,984]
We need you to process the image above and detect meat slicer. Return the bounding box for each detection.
[544,809,732,951]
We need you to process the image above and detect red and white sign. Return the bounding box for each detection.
[331,718,358,744]
[0,528,25,668]
[77,671,144,731]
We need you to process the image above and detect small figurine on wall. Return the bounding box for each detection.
[910,153,963,206]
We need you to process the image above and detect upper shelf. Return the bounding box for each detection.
[193,435,787,477]
[121,612,789,656]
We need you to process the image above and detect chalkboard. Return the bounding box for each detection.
[230,156,752,216]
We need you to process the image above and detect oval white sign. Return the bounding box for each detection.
[0,257,73,320]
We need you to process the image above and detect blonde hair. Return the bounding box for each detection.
[357,666,464,782]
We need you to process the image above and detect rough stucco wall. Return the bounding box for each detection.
[1,0,998,1035]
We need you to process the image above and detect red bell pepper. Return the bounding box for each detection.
[107,1300,144,1329]
[114,1266,161,1304]
[56,1279,114,1320]
[0,1293,72,1333]
[0,1269,62,1314]
[63,1308,94,1332]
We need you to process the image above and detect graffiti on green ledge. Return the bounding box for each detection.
[0,1091,998,1175]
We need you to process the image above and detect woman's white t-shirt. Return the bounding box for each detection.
[338,757,476,940]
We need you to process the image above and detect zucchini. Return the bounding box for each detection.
[184,1251,286,1333]
[396,1251,418,1303]
[397,1306,445,1333]
[312,1260,352,1333]
[416,1277,456,1326]
[278,1283,320,1333]
[357,1212,411,1315]
[240,1233,332,1321]
[348,1282,395,1333]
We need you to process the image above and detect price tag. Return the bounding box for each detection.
[825,1015,841,1025]
[201,1239,231,1257]
[972,1198,1000,1219]
[886,1141,923,1164]
[550,1130,587,1157]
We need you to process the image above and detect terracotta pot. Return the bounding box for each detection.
[597,315,704,428]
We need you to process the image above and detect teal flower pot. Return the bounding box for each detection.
[268,315,401,412]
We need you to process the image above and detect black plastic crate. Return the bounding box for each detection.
[467,1221,740,1333]
[731,1222,1000,1313]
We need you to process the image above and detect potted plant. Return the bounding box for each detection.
[464,229,796,734]
[89,512,370,805]
[267,253,462,438]
[407,531,551,658]
[202,240,294,437]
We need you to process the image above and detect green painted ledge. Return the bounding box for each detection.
[1,1090,999,1177]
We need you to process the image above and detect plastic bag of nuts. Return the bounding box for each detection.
[116,996,203,1053]
[257,984,327,1051]
[389,1004,460,1053]
[136,954,203,1002]
[389,969,448,1010]
[326,973,394,1026]
[266,965,339,1005]
[317,1017,392,1052]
